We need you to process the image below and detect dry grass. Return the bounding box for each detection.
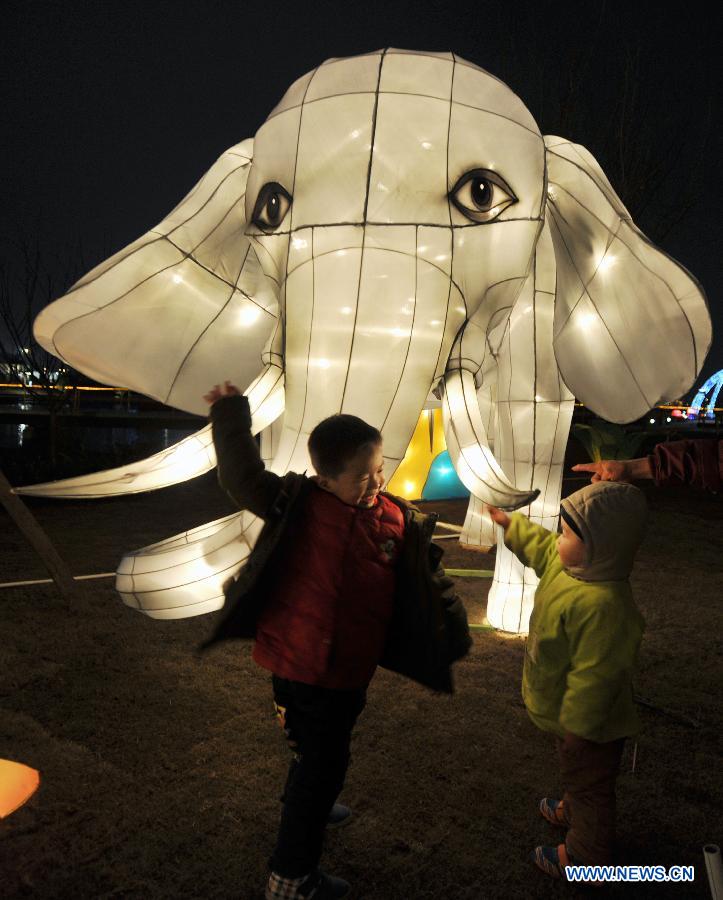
[1,474,721,898]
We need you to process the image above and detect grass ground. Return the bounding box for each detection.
[1,472,721,899]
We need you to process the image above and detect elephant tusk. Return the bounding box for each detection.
[13,365,286,499]
[116,509,263,618]
[441,368,539,511]
[244,362,285,435]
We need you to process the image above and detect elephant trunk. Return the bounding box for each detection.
[441,365,539,511]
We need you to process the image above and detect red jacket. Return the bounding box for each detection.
[252,485,405,689]
[650,439,722,492]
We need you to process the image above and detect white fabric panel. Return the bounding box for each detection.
[305,54,381,102]
[289,94,376,226]
[379,52,454,100]
[366,94,452,224]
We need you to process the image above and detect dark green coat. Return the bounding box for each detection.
[202,394,472,693]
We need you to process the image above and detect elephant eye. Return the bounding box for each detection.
[449,169,517,223]
[251,182,293,231]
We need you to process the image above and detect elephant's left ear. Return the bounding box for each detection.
[544,136,712,423]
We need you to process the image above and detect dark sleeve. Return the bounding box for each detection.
[429,542,473,665]
[648,440,722,491]
[209,394,283,519]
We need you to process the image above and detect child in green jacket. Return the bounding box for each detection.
[487,481,648,880]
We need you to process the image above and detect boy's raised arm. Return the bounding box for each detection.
[206,384,283,520]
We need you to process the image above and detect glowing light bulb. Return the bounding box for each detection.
[598,254,615,273]
[238,305,261,327]
[172,273,183,284]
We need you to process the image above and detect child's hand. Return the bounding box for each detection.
[203,381,241,406]
[485,505,511,530]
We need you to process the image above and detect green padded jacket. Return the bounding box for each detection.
[506,514,645,742]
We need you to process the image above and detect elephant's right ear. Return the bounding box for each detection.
[544,136,711,423]
[34,138,279,416]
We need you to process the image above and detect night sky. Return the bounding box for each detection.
[3,0,722,389]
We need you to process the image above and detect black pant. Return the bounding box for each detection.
[270,675,367,878]
[557,736,625,864]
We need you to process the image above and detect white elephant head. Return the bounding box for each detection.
[28,49,711,629]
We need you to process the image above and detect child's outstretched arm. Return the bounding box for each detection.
[205,382,282,519]
[486,505,559,578]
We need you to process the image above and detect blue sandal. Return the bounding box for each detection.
[539,797,569,827]
[532,843,573,879]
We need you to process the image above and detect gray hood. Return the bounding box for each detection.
[560,481,648,582]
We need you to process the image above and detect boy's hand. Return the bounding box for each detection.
[485,505,511,530]
[203,381,241,406]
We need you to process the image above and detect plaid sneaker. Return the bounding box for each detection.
[327,803,352,828]
[539,797,569,828]
[265,871,307,900]
[266,870,350,900]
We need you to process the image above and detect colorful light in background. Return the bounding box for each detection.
[687,369,723,421]
[387,408,469,501]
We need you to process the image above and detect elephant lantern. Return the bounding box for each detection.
[23,49,711,632]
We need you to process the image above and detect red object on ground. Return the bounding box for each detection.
[0,759,40,818]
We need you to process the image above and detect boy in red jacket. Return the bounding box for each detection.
[203,382,471,900]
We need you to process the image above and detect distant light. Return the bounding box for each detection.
[666,416,672,423]
[340,306,353,315]
[421,141,433,150]
[649,418,655,424]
